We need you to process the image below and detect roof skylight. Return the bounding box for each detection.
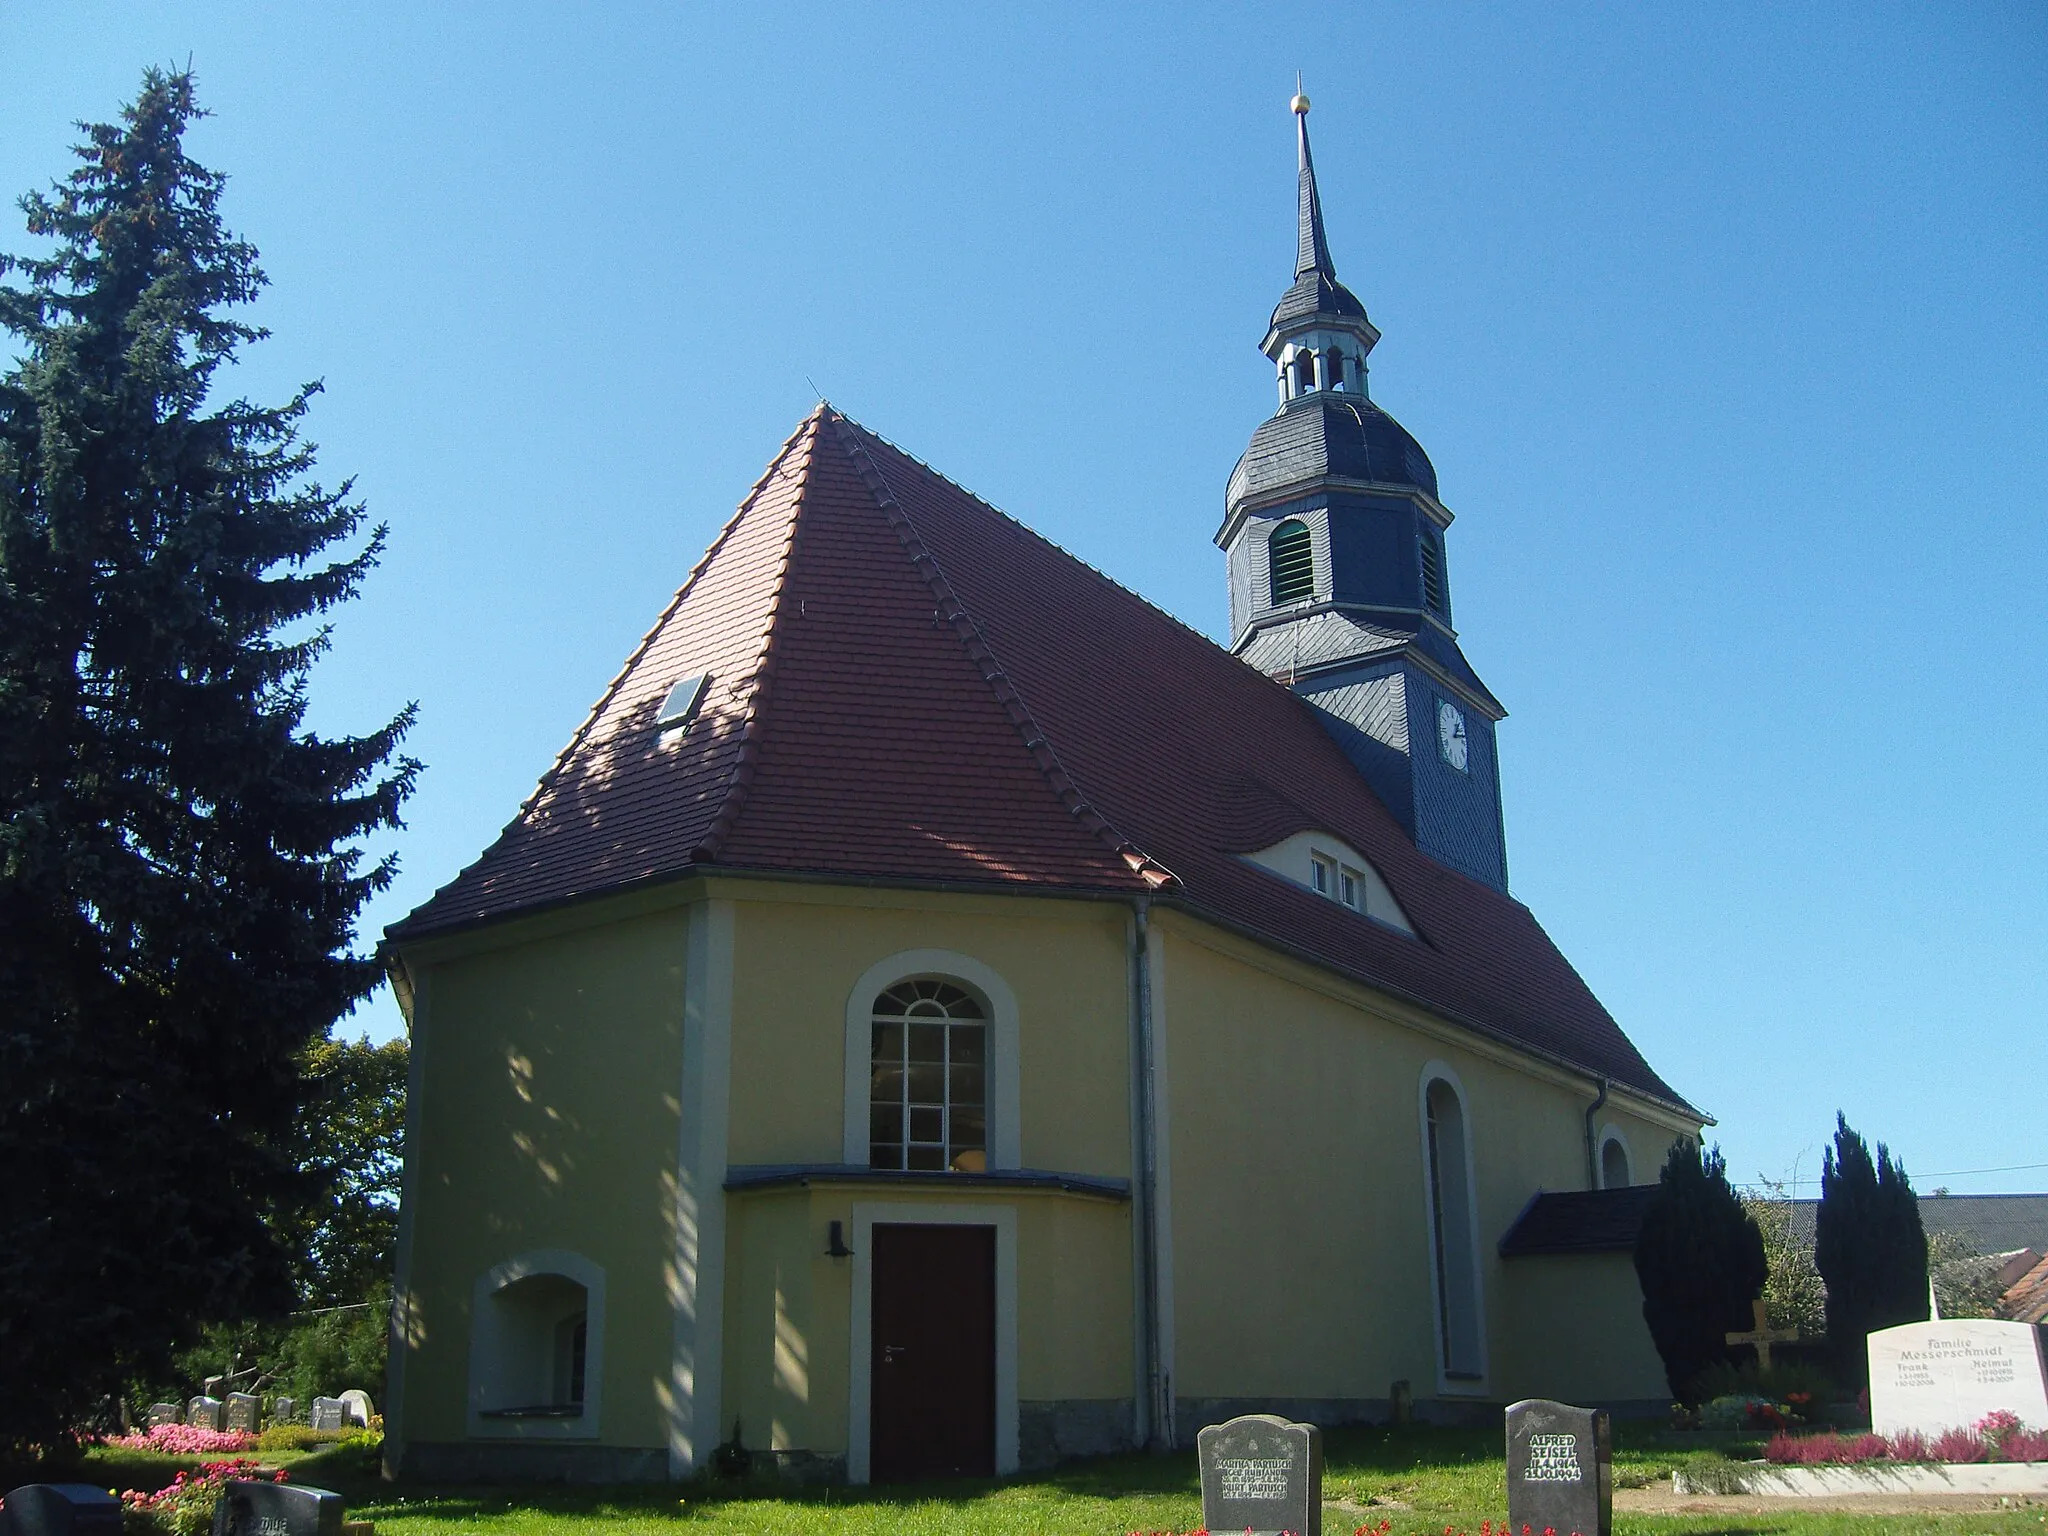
[656,673,710,734]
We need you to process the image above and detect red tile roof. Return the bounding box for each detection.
[392,407,1693,1112]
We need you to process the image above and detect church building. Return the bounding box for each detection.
[381,97,1702,1483]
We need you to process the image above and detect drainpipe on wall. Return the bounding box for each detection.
[1583,1075,1610,1190]
[1129,898,1169,1452]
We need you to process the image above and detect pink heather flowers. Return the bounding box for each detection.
[105,1424,256,1454]
[1763,1413,2047,1466]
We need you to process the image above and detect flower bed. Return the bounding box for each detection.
[1764,1411,2048,1466]
[103,1424,258,1455]
[120,1459,287,1536]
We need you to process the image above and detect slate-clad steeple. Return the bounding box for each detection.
[1219,93,1511,893]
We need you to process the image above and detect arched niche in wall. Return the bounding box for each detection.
[1417,1062,1487,1392]
[467,1249,604,1438]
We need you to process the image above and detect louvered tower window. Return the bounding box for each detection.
[869,979,986,1172]
[1269,519,1315,604]
[1419,532,1447,613]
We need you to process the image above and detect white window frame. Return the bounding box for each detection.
[467,1249,605,1439]
[844,951,1020,1171]
[1416,1062,1488,1395]
[845,1202,1018,1484]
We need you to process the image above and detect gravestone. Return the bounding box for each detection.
[210,1481,343,1536]
[271,1397,295,1425]
[1868,1319,2048,1438]
[308,1397,346,1433]
[336,1389,374,1427]
[202,1376,226,1399]
[224,1393,262,1434]
[1506,1399,1611,1536]
[1196,1413,1321,1536]
[146,1402,182,1429]
[187,1396,226,1431]
[0,1484,123,1536]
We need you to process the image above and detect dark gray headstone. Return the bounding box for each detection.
[146,1402,182,1428]
[210,1482,343,1536]
[270,1396,295,1425]
[308,1397,345,1433]
[202,1376,226,1399]
[224,1393,261,1434]
[0,1484,123,1536]
[187,1396,226,1432]
[1196,1414,1321,1536]
[1506,1399,1611,1536]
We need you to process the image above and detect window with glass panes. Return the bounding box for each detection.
[869,979,987,1171]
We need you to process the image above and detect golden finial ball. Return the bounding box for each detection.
[1291,92,1311,114]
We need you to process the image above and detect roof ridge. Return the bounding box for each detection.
[827,413,1257,698]
[688,411,824,862]
[510,406,827,826]
[825,410,1175,890]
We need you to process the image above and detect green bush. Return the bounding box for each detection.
[1692,1358,1838,1411]
[255,1423,345,1451]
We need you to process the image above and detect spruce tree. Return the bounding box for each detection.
[0,70,416,1449]
[1633,1139,1769,1403]
[1814,1113,1929,1385]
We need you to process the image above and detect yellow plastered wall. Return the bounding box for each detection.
[717,890,1138,1459]
[1496,1254,1671,1405]
[396,904,688,1450]
[720,1186,1133,1458]
[724,890,1134,1175]
[1158,911,1688,1408]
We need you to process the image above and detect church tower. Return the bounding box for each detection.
[1220,93,1509,892]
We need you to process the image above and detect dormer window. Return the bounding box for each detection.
[1244,833,1416,935]
[1268,519,1314,604]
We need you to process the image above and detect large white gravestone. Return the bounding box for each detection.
[1868,1319,2048,1437]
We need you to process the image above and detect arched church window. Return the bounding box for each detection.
[870,979,987,1173]
[1268,519,1315,604]
[1600,1132,1632,1190]
[1292,350,1317,396]
[1424,1075,1484,1380]
[1326,351,1345,391]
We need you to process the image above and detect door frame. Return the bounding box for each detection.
[848,1202,1018,1483]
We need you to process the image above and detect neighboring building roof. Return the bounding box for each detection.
[1497,1187,1662,1257]
[1782,1193,2048,1257]
[1227,396,1440,510]
[391,407,1692,1112]
[2004,1251,2048,1325]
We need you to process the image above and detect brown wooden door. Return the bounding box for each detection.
[870,1222,996,1482]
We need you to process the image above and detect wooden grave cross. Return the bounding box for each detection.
[1726,1298,1798,1369]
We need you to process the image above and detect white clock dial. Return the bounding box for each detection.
[1437,699,1469,771]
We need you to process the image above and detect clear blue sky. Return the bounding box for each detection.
[6,4,2043,1196]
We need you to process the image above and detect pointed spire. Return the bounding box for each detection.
[1292,84,1334,280]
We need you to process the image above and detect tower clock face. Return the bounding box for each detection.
[1437,699,1469,771]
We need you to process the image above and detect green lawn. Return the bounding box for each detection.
[32,1426,2047,1536]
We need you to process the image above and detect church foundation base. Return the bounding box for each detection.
[394,1442,670,1483]
[1019,1398,1137,1468]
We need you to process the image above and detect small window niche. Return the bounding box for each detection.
[469,1252,604,1437]
[1600,1132,1633,1190]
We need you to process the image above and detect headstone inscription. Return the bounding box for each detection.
[1196,1414,1321,1536]
[1868,1319,2048,1438]
[209,1481,343,1536]
[271,1397,295,1425]
[146,1402,183,1429]
[187,1397,226,1432]
[308,1398,346,1433]
[0,1484,123,1536]
[1506,1399,1611,1536]
[224,1393,261,1434]
[336,1389,374,1427]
